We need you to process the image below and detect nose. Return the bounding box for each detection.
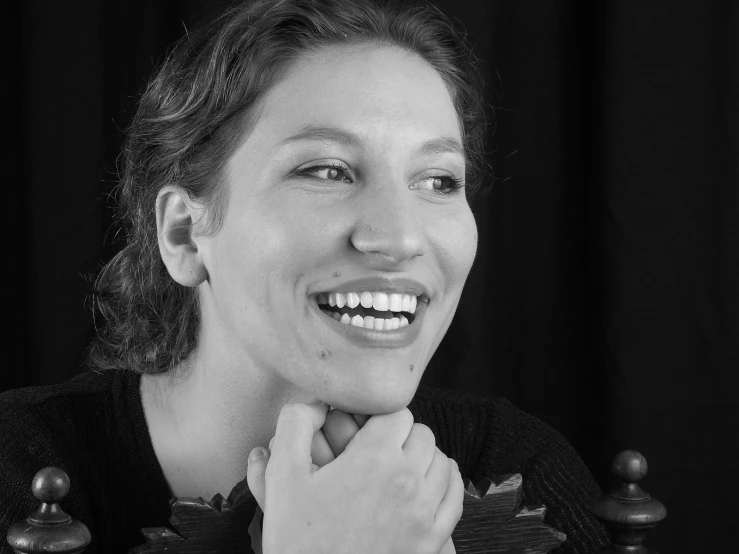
[350,179,427,267]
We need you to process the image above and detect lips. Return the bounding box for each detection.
[309,289,428,348]
[311,276,432,302]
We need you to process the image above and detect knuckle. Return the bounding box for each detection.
[455,464,464,483]
[388,469,422,502]
[412,422,437,446]
[409,506,435,534]
[436,446,448,463]
[398,407,415,428]
[453,478,465,519]
[434,448,450,474]
[454,501,464,523]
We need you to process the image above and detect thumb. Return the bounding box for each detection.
[246,447,270,513]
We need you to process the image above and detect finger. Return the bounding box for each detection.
[358,407,415,451]
[246,447,271,513]
[271,401,330,476]
[425,447,452,503]
[323,409,360,457]
[352,413,370,428]
[440,537,457,554]
[434,459,464,532]
[311,428,336,467]
[402,422,437,473]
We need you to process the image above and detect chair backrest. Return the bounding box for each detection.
[5,450,667,554]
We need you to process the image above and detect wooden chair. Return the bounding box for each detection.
[5,450,666,554]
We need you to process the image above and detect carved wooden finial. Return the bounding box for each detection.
[589,450,667,553]
[6,467,91,554]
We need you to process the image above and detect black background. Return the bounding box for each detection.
[3,1,737,552]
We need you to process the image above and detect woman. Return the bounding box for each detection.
[0,0,610,552]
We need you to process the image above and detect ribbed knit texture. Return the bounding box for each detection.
[0,369,609,554]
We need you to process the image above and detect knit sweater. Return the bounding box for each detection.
[0,369,609,554]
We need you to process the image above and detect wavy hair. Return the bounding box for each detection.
[85,0,494,377]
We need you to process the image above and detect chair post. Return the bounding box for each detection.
[589,450,666,553]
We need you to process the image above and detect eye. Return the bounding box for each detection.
[294,163,352,183]
[293,163,465,196]
[413,176,466,196]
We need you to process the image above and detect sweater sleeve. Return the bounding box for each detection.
[0,397,97,554]
[475,397,611,554]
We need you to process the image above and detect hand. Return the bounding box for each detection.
[246,406,369,514]
[247,402,463,554]
[307,407,371,467]
[440,535,457,554]
[249,407,458,553]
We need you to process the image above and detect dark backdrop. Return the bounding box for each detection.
[4,1,737,551]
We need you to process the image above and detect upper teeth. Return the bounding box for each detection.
[318,292,418,314]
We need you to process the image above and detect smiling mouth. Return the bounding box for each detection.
[313,293,422,331]
[320,302,416,324]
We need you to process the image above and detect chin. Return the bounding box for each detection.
[326,380,419,416]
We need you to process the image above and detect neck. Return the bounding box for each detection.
[140,341,320,499]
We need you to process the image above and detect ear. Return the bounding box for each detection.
[156,185,209,287]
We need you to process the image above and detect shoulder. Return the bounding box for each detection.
[409,383,573,470]
[411,384,584,463]
[411,383,600,495]
[410,384,610,554]
[0,369,120,465]
[0,370,122,546]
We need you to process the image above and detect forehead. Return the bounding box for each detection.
[252,43,462,149]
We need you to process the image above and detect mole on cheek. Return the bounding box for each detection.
[319,349,331,360]
[333,271,341,278]
[409,365,414,372]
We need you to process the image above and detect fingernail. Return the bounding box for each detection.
[249,448,267,463]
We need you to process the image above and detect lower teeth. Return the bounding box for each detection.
[321,309,408,330]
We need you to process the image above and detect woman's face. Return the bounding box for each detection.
[196,44,478,414]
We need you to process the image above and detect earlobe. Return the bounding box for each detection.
[156,186,209,287]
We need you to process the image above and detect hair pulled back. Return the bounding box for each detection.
[86,0,493,377]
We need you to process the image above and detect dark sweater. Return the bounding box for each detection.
[0,369,609,554]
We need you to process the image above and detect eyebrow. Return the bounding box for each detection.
[278,124,465,158]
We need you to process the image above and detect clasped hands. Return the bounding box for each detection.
[247,405,458,554]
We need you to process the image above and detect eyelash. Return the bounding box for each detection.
[294,163,465,196]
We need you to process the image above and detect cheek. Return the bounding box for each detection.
[206,213,277,316]
[212,208,326,298]
[463,214,479,266]
[433,210,478,279]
